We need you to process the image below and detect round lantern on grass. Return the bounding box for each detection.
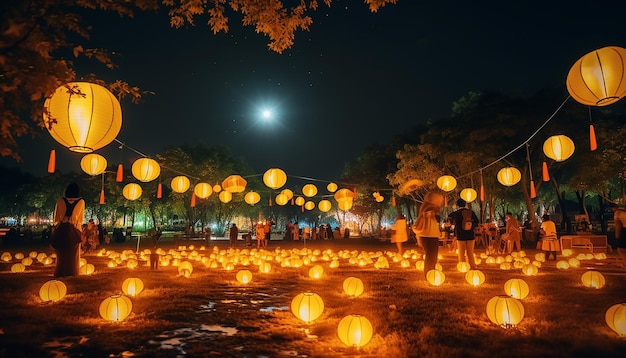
[263,168,287,189]
[521,263,538,276]
[606,303,626,336]
[566,46,626,106]
[80,153,107,176]
[426,269,445,286]
[122,277,144,297]
[99,294,132,322]
[39,280,67,302]
[504,278,529,299]
[337,315,373,348]
[308,265,324,279]
[556,260,570,269]
[131,158,160,182]
[1,252,11,262]
[581,270,606,289]
[80,263,95,275]
[44,82,122,153]
[343,277,364,297]
[259,262,272,273]
[236,269,253,284]
[465,269,486,287]
[456,261,470,273]
[11,263,25,273]
[486,295,525,328]
[291,292,324,323]
[178,261,193,275]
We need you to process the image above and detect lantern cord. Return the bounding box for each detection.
[457,95,570,179]
[114,139,148,158]
[525,143,534,181]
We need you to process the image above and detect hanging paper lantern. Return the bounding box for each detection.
[80,153,107,176]
[497,167,522,186]
[606,303,626,336]
[219,190,232,203]
[44,82,122,153]
[503,278,529,299]
[436,175,457,192]
[465,269,485,287]
[460,188,477,203]
[337,315,373,348]
[236,270,253,284]
[244,191,261,205]
[39,280,67,302]
[122,183,142,201]
[304,201,316,211]
[426,269,445,286]
[131,158,160,182]
[222,175,247,193]
[121,277,144,297]
[291,292,324,323]
[543,135,575,162]
[581,270,606,289]
[343,277,364,297]
[337,199,353,211]
[295,196,305,206]
[486,295,525,328]
[280,189,294,200]
[171,176,190,193]
[275,193,289,206]
[302,184,318,197]
[529,180,537,199]
[566,46,626,106]
[589,124,598,151]
[318,200,332,212]
[308,265,324,279]
[334,188,355,202]
[263,168,287,189]
[156,183,163,199]
[327,182,338,192]
[99,294,132,322]
[194,182,213,199]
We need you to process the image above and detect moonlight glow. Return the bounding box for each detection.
[262,109,272,120]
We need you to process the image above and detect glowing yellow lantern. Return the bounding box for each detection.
[521,263,538,276]
[99,294,132,322]
[281,189,294,200]
[337,315,373,348]
[80,153,107,176]
[562,248,573,257]
[131,158,160,182]
[337,199,353,211]
[497,167,521,186]
[503,278,529,299]
[606,303,626,336]
[244,191,261,205]
[122,277,144,297]
[291,292,324,323]
[343,277,364,297]
[222,175,247,193]
[318,200,332,212]
[567,46,626,106]
[259,262,272,273]
[219,190,232,203]
[426,269,445,286]
[263,168,287,189]
[11,263,25,273]
[170,176,190,193]
[236,269,253,284]
[302,184,318,197]
[178,261,194,275]
[465,269,485,287]
[304,201,316,211]
[543,135,575,162]
[456,261,470,273]
[122,183,142,201]
[39,280,67,302]
[21,257,33,266]
[460,188,477,203]
[436,175,457,192]
[275,193,289,206]
[294,196,305,206]
[194,182,213,198]
[213,184,222,193]
[486,295,525,328]
[556,260,570,269]
[0,252,11,262]
[334,188,354,202]
[308,265,324,279]
[327,182,338,192]
[80,263,95,275]
[44,82,122,153]
[581,270,606,289]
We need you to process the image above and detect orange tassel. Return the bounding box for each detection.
[590,124,597,151]
[301,205,304,213]
[353,187,357,198]
[99,189,105,204]
[116,164,123,182]
[47,149,56,173]
[291,198,294,205]
[391,196,396,207]
[480,183,485,202]
[190,193,196,207]
[542,161,550,182]
[530,180,536,199]
[269,198,272,206]
[156,183,162,199]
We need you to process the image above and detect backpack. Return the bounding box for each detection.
[50,198,83,249]
[461,208,474,231]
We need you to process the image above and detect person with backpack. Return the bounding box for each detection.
[51,183,85,277]
[449,198,478,270]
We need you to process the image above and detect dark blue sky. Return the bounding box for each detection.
[4,1,626,181]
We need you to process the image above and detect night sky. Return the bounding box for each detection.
[4,1,626,181]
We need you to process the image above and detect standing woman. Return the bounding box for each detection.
[413,192,444,277]
[52,183,84,277]
[390,214,408,255]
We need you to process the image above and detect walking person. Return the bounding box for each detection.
[390,213,409,255]
[540,214,559,260]
[448,198,478,269]
[256,222,267,249]
[50,183,84,277]
[503,212,522,253]
[229,223,238,248]
[412,192,444,278]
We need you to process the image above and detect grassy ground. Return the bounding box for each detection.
[0,237,625,357]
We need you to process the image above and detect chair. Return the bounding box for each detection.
[486,227,499,254]
[474,227,486,248]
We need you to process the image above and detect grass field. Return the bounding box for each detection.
[1,237,625,357]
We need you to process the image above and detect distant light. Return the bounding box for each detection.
[262,109,272,119]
